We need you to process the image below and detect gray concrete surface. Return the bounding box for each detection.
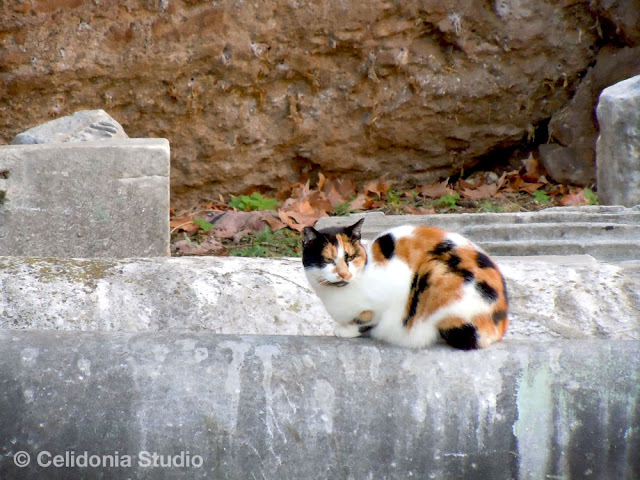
[597,74,640,207]
[0,332,638,479]
[11,109,128,144]
[315,207,640,261]
[0,139,169,258]
[1,255,639,341]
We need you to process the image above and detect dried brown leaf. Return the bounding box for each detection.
[264,216,287,231]
[334,177,357,199]
[324,183,345,207]
[560,189,589,206]
[419,179,453,198]
[518,182,545,194]
[173,239,223,256]
[170,215,199,235]
[461,183,500,200]
[457,179,477,190]
[348,194,369,212]
[522,154,543,182]
[364,174,391,197]
[405,206,436,215]
[211,211,273,238]
[317,172,327,191]
[278,210,325,232]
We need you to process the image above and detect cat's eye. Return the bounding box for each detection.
[345,253,356,262]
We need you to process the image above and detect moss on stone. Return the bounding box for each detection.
[0,257,119,290]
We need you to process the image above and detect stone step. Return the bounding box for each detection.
[1,331,638,479]
[477,239,640,258]
[314,206,640,261]
[458,223,640,241]
[1,256,639,341]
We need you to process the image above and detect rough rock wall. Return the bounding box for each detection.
[0,1,631,208]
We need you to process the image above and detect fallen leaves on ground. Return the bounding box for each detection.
[171,157,599,256]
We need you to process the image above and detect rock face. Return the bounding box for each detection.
[596,75,640,207]
[0,1,632,208]
[546,46,640,186]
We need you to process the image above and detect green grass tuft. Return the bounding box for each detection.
[229,193,279,211]
[230,226,301,257]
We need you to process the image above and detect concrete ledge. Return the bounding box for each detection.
[1,256,639,340]
[0,332,638,479]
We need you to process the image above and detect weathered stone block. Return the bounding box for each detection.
[0,139,169,258]
[1,256,639,341]
[596,75,640,207]
[11,109,128,145]
[0,332,638,479]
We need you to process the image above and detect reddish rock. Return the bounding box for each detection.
[0,1,612,208]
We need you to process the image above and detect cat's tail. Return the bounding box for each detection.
[437,312,509,350]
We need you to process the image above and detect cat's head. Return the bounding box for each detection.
[302,219,366,288]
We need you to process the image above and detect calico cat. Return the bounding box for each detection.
[302,219,509,350]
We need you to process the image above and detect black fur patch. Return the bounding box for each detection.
[302,243,331,269]
[443,254,474,282]
[375,233,395,259]
[476,251,496,270]
[440,324,478,350]
[403,274,420,326]
[445,254,461,270]
[432,240,455,256]
[476,281,499,302]
[403,272,430,327]
[358,325,375,337]
[459,268,475,283]
[492,310,508,325]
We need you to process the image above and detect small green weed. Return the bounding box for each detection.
[436,193,460,209]
[479,201,503,213]
[385,189,401,207]
[230,226,301,257]
[584,188,599,205]
[533,190,550,204]
[333,201,352,216]
[229,193,279,211]
[193,218,214,232]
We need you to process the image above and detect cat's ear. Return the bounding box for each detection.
[346,218,365,240]
[302,227,320,246]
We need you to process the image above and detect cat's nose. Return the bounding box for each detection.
[338,270,352,280]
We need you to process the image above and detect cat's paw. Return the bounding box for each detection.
[356,310,374,324]
[334,324,362,338]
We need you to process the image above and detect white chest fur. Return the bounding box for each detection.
[306,250,413,326]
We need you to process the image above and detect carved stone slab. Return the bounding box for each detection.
[11,109,128,145]
[0,139,169,258]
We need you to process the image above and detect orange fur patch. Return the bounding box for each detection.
[393,226,508,346]
[321,242,338,261]
[370,241,388,264]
